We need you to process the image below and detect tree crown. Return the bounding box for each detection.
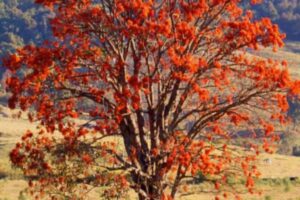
[3,0,300,199]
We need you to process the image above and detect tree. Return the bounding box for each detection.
[3,0,300,199]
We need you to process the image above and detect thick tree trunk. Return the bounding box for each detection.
[119,118,171,199]
[137,181,164,200]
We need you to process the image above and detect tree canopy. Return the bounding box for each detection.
[3,0,300,200]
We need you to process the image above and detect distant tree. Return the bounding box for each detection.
[3,0,300,200]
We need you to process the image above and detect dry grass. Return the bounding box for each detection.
[258,153,300,179]
[0,112,34,200]
[1,110,300,199]
[251,41,300,79]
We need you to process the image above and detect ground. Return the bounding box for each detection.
[1,107,300,200]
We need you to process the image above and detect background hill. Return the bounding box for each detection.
[0,0,299,57]
[0,0,299,75]
[0,0,51,75]
[249,0,300,41]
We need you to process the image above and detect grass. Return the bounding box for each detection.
[265,196,272,200]
[1,115,300,199]
[251,41,300,79]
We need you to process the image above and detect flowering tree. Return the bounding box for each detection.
[3,0,300,199]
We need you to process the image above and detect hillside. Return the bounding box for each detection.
[0,0,51,75]
[255,41,300,78]
[0,0,299,57]
[249,0,300,41]
[0,0,299,79]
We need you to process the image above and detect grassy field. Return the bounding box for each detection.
[1,105,300,200]
[251,41,300,79]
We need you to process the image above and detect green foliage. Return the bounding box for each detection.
[18,191,27,200]
[255,177,300,194]
[226,175,238,186]
[283,178,291,192]
[194,171,206,184]
[265,195,272,200]
[0,0,51,61]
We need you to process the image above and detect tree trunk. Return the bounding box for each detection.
[137,181,164,200]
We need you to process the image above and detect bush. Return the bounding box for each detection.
[283,178,291,192]
[194,171,206,184]
[265,195,272,200]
